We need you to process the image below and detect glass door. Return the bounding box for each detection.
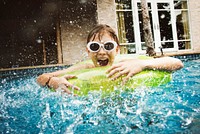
[134,0,178,53]
[156,0,178,52]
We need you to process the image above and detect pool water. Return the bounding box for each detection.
[0,59,200,134]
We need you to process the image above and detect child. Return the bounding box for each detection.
[37,24,183,94]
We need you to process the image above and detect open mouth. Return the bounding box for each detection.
[97,59,109,66]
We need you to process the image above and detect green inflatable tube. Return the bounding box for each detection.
[62,55,172,96]
[67,67,171,96]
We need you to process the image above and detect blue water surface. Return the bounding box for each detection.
[0,59,200,134]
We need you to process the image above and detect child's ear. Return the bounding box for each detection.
[86,48,90,53]
[116,46,120,54]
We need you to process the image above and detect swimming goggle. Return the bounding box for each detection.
[87,41,118,52]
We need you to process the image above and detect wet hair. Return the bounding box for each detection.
[87,24,119,45]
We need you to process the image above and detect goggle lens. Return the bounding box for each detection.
[89,43,100,51]
[104,42,114,50]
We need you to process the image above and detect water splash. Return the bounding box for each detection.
[0,60,200,133]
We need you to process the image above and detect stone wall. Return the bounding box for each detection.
[96,0,118,33]
[60,0,97,65]
[188,0,200,52]
[61,24,89,64]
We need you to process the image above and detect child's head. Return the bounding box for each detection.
[87,24,119,45]
[86,24,120,67]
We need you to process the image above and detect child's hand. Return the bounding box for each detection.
[37,73,54,86]
[48,75,80,94]
[106,59,145,84]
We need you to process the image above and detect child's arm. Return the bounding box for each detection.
[36,62,94,87]
[107,56,183,84]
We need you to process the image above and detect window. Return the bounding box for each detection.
[174,0,191,50]
[115,0,191,54]
[116,0,136,54]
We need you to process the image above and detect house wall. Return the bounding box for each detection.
[96,0,118,33]
[189,0,200,52]
[61,22,95,64]
[60,0,97,65]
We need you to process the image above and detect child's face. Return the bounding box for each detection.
[87,32,119,67]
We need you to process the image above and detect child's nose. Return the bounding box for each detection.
[98,47,106,55]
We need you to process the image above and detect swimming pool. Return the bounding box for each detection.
[0,56,200,134]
